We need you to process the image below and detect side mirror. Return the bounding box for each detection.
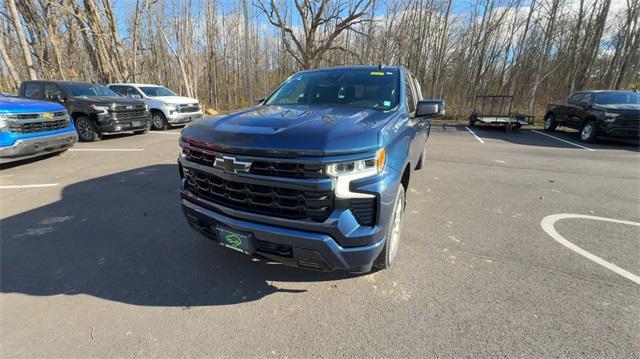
[416,99,445,118]
[57,95,67,103]
[132,94,142,99]
[254,98,265,105]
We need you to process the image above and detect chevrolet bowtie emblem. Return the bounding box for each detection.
[214,156,252,174]
[41,112,54,120]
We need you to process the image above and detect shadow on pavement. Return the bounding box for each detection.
[1,164,357,307]
[444,123,639,152]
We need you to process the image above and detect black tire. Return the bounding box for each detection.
[469,117,476,127]
[373,185,406,270]
[151,111,168,131]
[75,116,101,142]
[543,113,557,132]
[579,120,597,143]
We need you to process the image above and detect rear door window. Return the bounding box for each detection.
[23,83,41,99]
[43,84,62,101]
[568,93,583,105]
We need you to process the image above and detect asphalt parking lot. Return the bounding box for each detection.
[1,125,639,357]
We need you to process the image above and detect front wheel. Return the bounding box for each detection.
[543,114,557,132]
[580,121,597,143]
[373,185,405,270]
[151,112,168,131]
[75,116,101,142]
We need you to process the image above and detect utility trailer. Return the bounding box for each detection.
[469,95,534,130]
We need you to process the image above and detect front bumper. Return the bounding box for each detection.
[600,124,640,138]
[96,114,152,134]
[182,199,385,272]
[0,131,78,163]
[178,157,402,272]
[167,111,203,124]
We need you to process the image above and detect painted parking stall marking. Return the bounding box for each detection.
[69,148,145,152]
[532,130,595,151]
[0,183,59,189]
[541,213,640,285]
[464,126,485,144]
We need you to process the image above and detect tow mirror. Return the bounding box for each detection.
[415,99,445,118]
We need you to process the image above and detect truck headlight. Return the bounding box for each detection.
[326,149,386,198]
[0,114,8,132]
[90,104,111,113]
[603,112,620,123]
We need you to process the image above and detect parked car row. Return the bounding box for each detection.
[0,81,202,164]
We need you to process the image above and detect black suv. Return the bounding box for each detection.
[19,81,152,142]
[544,90,639,142]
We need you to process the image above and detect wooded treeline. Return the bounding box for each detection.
[1,0,639,117]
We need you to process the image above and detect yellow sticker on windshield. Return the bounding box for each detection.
[370,71,385,76]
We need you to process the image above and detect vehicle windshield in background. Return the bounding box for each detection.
[62,83,118,97]
[140,87,176,97]
[265,68,399,110]
[594,92,640,105]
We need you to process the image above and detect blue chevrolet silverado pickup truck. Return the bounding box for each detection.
[178,66,444,272]
[0,95,77,164]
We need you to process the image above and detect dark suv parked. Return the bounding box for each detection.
[19,81,151,142]
[544,90,639,142]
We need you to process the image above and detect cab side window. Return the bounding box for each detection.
[568,93,583,105]
[578,93,592,105]
[43,84,62,101]
[126,87,142,99]
[404,73,416,114]
[110,86,126,96]
[23,83,41,99]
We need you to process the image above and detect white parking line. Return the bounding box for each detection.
[464,126,485,144]
[532,130,595,151]
[541,213,640,285]
[0,183,59,189]
[147,131,181,135]
[69,148,144,152]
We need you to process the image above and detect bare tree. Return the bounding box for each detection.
[256,0,373,69]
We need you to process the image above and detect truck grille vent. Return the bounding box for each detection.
[250,161,325,178]
[350,198,376,226]
[178,104,200,113]
[108,108,147,120]
[183,145,327,179]
[184,167,333,222]
[6,111,67,120]
[8,119,70,134]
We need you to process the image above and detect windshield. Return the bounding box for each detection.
[140,86,176,97]
[265,68,400,110]
[594,92,640,105]
[62,83,118,97]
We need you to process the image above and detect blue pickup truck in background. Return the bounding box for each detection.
[0,95,77,164]
[178,66,444,272]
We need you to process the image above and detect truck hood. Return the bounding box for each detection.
[0,97,65,114]
[150,96,199,105]
[594,104,640,112]
[71,96,144,106]
[181,105,394,156]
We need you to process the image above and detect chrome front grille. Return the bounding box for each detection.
[5,111,70,134]
[178,104,200,113]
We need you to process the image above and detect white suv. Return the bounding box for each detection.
[108,83,203,130]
